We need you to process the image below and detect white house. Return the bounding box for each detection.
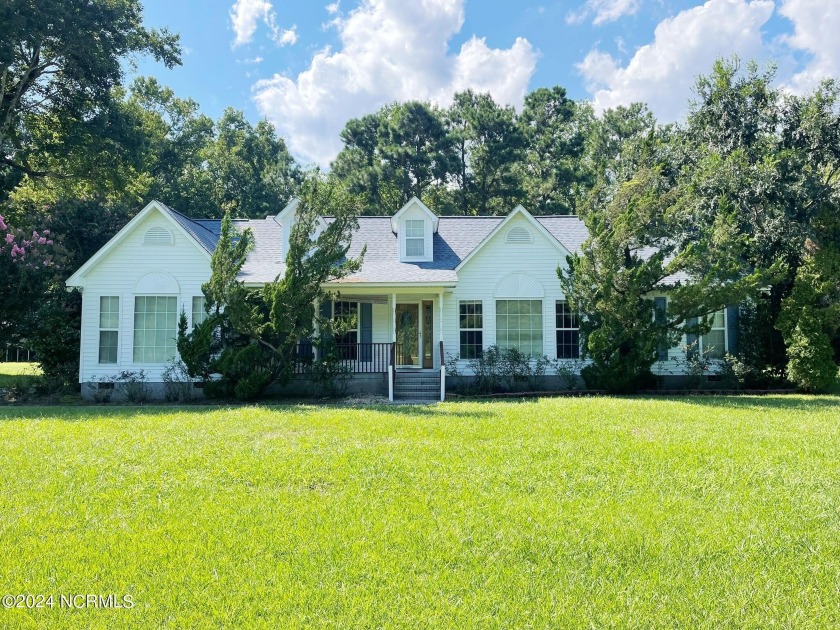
[66,198,737,400]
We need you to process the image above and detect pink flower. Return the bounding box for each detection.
[0,215,6,231]
[31,230,39,239]
[38,237,46,245]
[4,234,13,244]
[46,240,53,245]
[43,230,50,235]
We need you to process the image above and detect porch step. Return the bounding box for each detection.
[393,371,441,401]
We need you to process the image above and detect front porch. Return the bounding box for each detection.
[299,289,451,401]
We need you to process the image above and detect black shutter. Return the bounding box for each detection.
[686,317,699,360]
[654,297,668,361]
[360,302,372,361]
[726,305,739,357]
[320,300,333,345]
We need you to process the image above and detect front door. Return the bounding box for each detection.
[395,303,420,366]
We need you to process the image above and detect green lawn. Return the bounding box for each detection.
[0,362,42,389]
[1,397,839,628]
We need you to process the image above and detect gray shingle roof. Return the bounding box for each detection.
[160,203,689,287]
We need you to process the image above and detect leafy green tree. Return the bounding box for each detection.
[127,77,215,214]
[444,90,525,215]
[204,108,300,218]
[561,158,778,392]
[684,59,840,379]
[520,87,591,214]
[331,111,398,215]
[378,101,451,205]
[777,254,840,392]
[332,102,450,214]
[178,175,364,399]
[584,103,659,188]
[0,0,180,194]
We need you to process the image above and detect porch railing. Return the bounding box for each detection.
[293,342,393,374]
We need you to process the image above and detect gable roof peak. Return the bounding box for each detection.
[453,204,571,271]
[275,197,300,224]
[391,196,439,233]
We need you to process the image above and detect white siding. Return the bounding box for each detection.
[78,210,211,383]
[372,303,391,344]
[397,204,434,262]
[443,213,569,372]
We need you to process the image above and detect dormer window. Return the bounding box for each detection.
[392,197,438,263]
[405,220,425,257]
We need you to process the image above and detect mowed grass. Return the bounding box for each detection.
[0,362,42,389]
[1,397,839,628]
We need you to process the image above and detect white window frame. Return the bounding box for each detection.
[332,301,359,345]
[555,300,580,359]
[699,309,728,359]
[495,299,544,357]
[133,295,179,364]
[404,219,426,259]
[98,296,120,364]
[458,300,483,359]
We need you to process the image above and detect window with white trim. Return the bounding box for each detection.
[99,296,119,364]
[333,301,359,360]
[405,219,425,257]
[496,300,543,357]
[133,296,178,363]
[700,310,727,359]
[459,300,483,359]
[192,296,208,327]
[555,301,580,359]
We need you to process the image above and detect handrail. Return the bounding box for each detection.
[293,342,393,374]
[439,340,445,402]
[389,341,396,401]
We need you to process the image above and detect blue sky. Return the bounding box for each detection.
[134,0,838,166]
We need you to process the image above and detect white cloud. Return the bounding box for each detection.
[230,0,297,48]
[325,2,340,14]
[779,0,840,93]
[230,0,274,47]
[277,25,298,46]
[568,0,643,25]
[253,0,537,167]
[578,0,774,121]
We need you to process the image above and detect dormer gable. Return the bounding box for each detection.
[391,197,438,263]
[274,197,326,260]
[275,198,300,258]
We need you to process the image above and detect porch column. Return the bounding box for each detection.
[439,289,445,402]
[389,293,397,402]
[391,293,397,342]
[438,290,444,342]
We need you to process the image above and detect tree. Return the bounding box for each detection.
[178,174,364,399]
[520,87,591,214]
[0,0,180,192]
[560,154,778,392]
[684,59,840,379]
[204,108,300,218]
[332,102,450,214]
[444,90,525,215]
[378,101,451,206]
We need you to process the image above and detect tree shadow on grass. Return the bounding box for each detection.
[0,401,499,422]
[632,394,840,413]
